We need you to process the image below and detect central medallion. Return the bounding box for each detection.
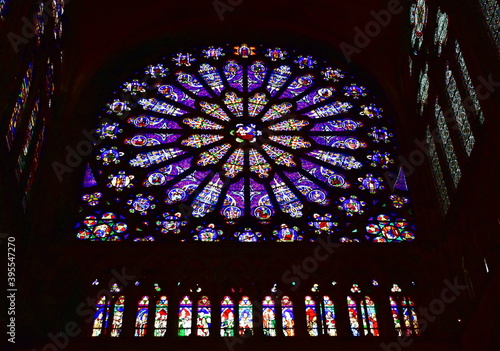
[231,123,262,143]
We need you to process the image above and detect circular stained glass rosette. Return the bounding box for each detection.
[76,44,415,242]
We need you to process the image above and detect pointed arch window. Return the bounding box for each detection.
[263,296,277,337]
[281,296,295,336]
[178,296,192,336]
[134,296,149,337]
[221,296,235,336]
[347,285,379,336]
[197,296,211,336]
[92,296,110,337]
[322,295,337,336]
[110,296,126,337]
[305,296,319,336]
[410,0,428,53]
[154,296,168,336]
[389,284,420,336]
[239,296,253,336]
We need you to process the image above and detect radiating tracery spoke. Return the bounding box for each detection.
[76,44,416,243]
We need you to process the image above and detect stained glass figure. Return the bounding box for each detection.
[305,296,318,336]
[178,296,192,336]
[154,296,168,337]
[281,296,295,336]
[92,296,109,337]
[75,44,416,243]
[111,296,125,337]
[239,296,253,336]
[197,296,211,336]
[262,296,276,336]
[322,296,337,336]
[135,296,149,337]
[220,296,235,337]
[417,63,429,115]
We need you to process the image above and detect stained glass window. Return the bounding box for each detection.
[478,0,500,54]
[347,292,379,336]
[435,100,461,188]
[178,296,192,336]
[390,285,420,336]
[239,296,253,336]
[110,296,125,337]
[322,295,337,336]
[52,0,64,39]
[0,0,7,19]
[417,63,429,115]
[410,0,428,53]
[92,296,110,337]
[282,296,295,336]
[134,296,149,337]
[74,44,417,244]
[22,123,46,208]
[197,296,211,336]
[263,296,276,336]
[426,127,451,213]
[6,62,33,150]
[154,296,168,337]
[445,64,475,156]
[455,41,485,125]
[305,296,319,336]
[16,99,40,178]
[35,2,45,45]
[434,8,449,56]
[221,296,235,336]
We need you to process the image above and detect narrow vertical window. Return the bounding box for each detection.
[262,296,276,337]
[220,296,235,337]
[445,64,475,156]
[322,295,337,336]
[434,8,449,56]
[239,296,253,336]
[154,296,168,337]
[347,296,361,336]
[281,296,295,336]
[110,296,125,337]
[305,296,318,336]
[92,296,109,337]
[16,99,40,178]
[360,297,379,336]
[426,127,451,212]
[197,296,211,336]
[134,296,149,337]
[478,0,500,53]
[417,63,429,114]
[435,100,461,187]
[455,41,484,125]
[390,285,420,336]
[410,0,428,53]
[178,296,192,336]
